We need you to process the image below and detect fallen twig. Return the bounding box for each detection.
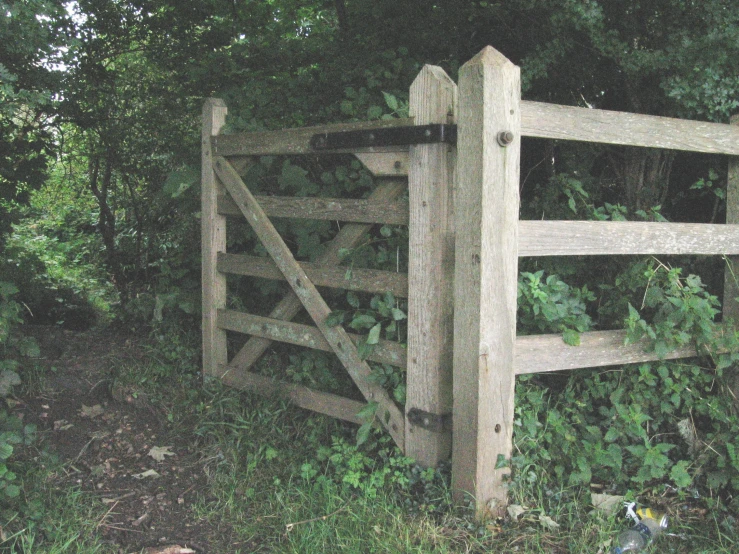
[285,503,348,533]
[95,500,118,531]
[99,524,144,533]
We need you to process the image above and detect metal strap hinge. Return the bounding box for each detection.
[406,408,452,433]
[310,124,457,150]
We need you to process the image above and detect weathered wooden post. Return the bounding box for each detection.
[452,47,521,518]
[724,114,739,324]
[405,65,457,466]
[202,98,229,378]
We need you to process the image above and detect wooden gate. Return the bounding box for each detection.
[203,46,739,519]
[202,65,457,465]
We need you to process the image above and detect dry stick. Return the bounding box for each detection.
[225,177,407,373]
[284,503,349,533]
[100,524,144,533]
[95,501,119,531]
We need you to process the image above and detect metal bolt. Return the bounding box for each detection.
[497,130,514,146]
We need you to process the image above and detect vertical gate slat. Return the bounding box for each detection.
[452,47,521,519]
[405,65,457,466]
[202,99,229,378]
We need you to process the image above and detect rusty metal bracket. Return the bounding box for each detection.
[310,124,457,150]
[406,408,452,433]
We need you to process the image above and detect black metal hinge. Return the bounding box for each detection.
[407,408,452,433]
[310,124,457,150]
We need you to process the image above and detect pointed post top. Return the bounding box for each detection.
[461,46,516,71]
[409,65,457,124]
[412,64,456,88]
[203,97,227,111]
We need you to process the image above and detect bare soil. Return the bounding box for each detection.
[16,326,243,554]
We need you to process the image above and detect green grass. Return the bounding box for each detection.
[6,341,739,553]
[3,461,116,553]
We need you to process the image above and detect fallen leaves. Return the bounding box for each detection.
[539,514,560,531]
[132,469,161,480]
[507,504,526,520]
[142,546,195,554]
[80,404,105,418]
[591,493,624,515]
[149,445,176,462]
[53,419,74,431]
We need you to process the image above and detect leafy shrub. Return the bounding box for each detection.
[509,259,739,510]
[0,281,38,503]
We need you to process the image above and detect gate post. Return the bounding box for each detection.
[452,47,521,519]
[405,65,457,465]
[724,114,739,324]
[202,98,229,378]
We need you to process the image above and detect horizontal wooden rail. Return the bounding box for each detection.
[520,101,739,155]
[217,309,407,368]
[217,366,367,425]
[218,253,408,297]
[514,330,698,375]
[519,221,739,257]
[213,102,739,159]
[212,118,414,156]
[218,194,410,225]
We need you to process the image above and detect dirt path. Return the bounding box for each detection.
[18,327,232,554]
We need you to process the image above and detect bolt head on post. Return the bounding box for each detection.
[497,130,514,146]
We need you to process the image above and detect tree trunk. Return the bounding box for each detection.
[89,151,128,302]
[612,75,676,212]
[614,146,675,212]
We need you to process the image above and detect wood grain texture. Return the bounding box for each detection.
[217,367,367,425]
[213,118,413,156]
[212,156,405,448]
[355,152,410,177]
[723,114,739,324]
[201,99,229,378]
[405,65,457,466]
[227,178,407,371]
[514,330,697,374]
[217,253,408,297]
[521,100,739,155]
[218,194,409,225]
[218,309,407,368]
[519,221,739,257]
[452,47,520,519]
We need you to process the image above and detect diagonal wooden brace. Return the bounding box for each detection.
[212,156,405,448]
[228,177,407,371]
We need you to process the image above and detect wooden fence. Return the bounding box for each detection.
[202,46,739,519]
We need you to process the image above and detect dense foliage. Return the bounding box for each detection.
[2,0,739,531]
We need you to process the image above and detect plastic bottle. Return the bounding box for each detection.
[611,512,668,553]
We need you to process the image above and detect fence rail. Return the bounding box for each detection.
[518,221,739,256]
